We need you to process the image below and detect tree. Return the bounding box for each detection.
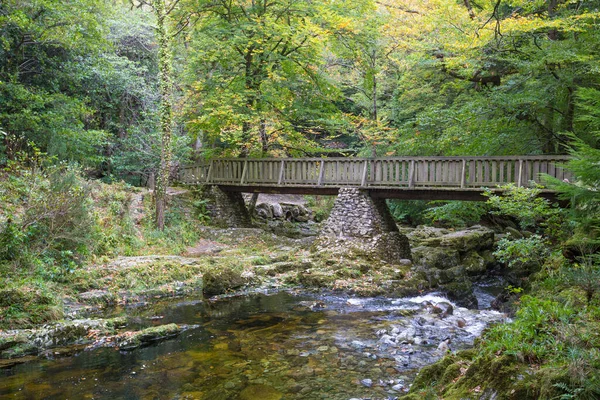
[130,0,180,230]
[348,0,600,157]
[0,0,110,165]
[182,0,364,158]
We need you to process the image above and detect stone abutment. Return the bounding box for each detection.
[201,185,252,228]
[316,188,411,263]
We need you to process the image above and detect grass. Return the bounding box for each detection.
[407,253,600,400]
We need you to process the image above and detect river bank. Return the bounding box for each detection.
[4,181,589,400]
[0,220,507,367]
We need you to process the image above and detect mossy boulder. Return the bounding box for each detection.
[439,225,495,252]
[117,323,185,351]
[0,317,123,359]
[462,251,488,276]
[412,246,460,270]
[313,232,412,265]
[409,351,542,400]
[406,226,449,245]
[202,266,247,297]
[439,279,478,308]
[297,269,337,287]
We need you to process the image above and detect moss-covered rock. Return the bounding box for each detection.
[462,251,488,275]
[202,265,247,297]
[439,279,478,308]
[116,323,185,351]
[408,351,547,400]
[407,226,449,245]
[297,269,338,287]
[412,246,460,270]
[439,225,495,252]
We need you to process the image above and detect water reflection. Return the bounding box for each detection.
[0,291,504,399]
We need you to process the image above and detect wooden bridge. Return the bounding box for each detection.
[179,156,571,201]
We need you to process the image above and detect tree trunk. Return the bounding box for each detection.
[154,0,174,231]
[463,0,476,19]
[548,0,558,40]
[372,73,378,123]
[259,119,268,153]
[247,119,268,216]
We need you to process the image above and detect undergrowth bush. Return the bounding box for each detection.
[494,235,550,270]
[0,157,203,327]
[0,161,94,275]
[424,201,488,227]
[304,195,335,222]
[388,200,429,226]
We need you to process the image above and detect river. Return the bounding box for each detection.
[0,289,505,399]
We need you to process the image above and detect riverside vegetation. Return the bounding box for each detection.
[2,0,600,398]
[2,154,600,398]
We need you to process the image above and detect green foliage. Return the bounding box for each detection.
[485,184,569,242]
[0,277,64,328]
[0,0,112,166]
[385,1,600,158]
[562,254,600,305]
[548,88,600,248]
[0,161,94,275]
[494,235,550,270]
[182,0,362,156]
[388,200,430,226]
[484,295,578,363]
[304,195,335,222]
[424,201,488,228]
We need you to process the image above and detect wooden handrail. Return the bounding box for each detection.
[178,156,572,191]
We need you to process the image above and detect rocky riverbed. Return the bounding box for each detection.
[0,222,509,366]
[0,213,522,400]
[0,290,506,399]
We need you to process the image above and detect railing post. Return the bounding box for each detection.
[240,160,248,184]
[408,160,415,188]
[361,160,368,187]
[317,160,326,186]
[205,161,213,184]
[277,160,285,185]
[517,159,523,187]
[460,159,466,188]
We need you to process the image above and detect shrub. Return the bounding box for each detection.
[424,201,488,227]
[485,184,568,242]
[388,200,430,226]
[494,235,551,270]
[562,254,600,305]
[0,162,94,273]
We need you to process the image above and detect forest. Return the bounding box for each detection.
[1,0,600,398]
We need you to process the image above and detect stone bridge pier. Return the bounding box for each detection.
[201,185,411,263]
[201,185,252,228]
[315,188,411,263]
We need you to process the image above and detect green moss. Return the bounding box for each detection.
[1,342,40,359]
[117,323,182,350]
[0,283,64,329]
[202,264,247,297]
[410,354,458,391]
[297,270,337,288]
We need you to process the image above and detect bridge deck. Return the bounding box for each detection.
[179,156,571,200]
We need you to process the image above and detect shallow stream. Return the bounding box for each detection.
[0,290,505,399]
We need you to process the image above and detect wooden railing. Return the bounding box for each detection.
[179,156,571,189]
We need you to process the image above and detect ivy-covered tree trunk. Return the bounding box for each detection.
[154,0,174,230]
